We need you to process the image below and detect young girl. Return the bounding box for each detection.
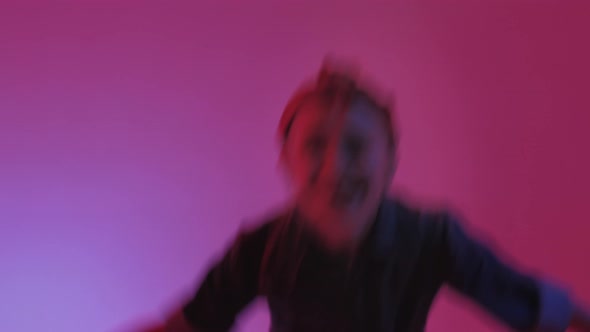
[140,61,589,332]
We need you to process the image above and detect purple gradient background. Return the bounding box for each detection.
[1,1,589,331]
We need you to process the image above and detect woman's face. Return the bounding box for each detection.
[281,96,395,238]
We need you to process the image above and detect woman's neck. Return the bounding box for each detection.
[296,210,378,257]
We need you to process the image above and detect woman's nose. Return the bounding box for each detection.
[317,143,349,185]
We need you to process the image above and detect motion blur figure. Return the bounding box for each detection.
[136,60,590,332]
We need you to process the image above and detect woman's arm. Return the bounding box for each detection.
[131,222,272,332]
[438,212,587,331]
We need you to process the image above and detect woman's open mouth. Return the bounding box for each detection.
[329,179,368,209]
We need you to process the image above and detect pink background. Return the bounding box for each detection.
[1,1,589,331]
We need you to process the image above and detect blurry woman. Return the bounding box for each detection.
[136,60,590,332]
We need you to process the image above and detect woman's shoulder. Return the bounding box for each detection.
[230,206,294,253]
[382,195,457,249]
[386,194,456,227]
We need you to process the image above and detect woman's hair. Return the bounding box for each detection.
[277,59,398,149]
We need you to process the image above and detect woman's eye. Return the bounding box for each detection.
[347,139,365,156]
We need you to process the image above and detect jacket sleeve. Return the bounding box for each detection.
[180,223,270,332]
[438,212,573,332]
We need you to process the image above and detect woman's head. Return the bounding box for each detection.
[278,60,398,240]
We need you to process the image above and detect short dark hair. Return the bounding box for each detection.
[277,60,398,149]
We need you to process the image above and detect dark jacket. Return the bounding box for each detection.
[181,197,545,332]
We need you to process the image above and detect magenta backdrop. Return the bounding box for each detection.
[1,1,589,332]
